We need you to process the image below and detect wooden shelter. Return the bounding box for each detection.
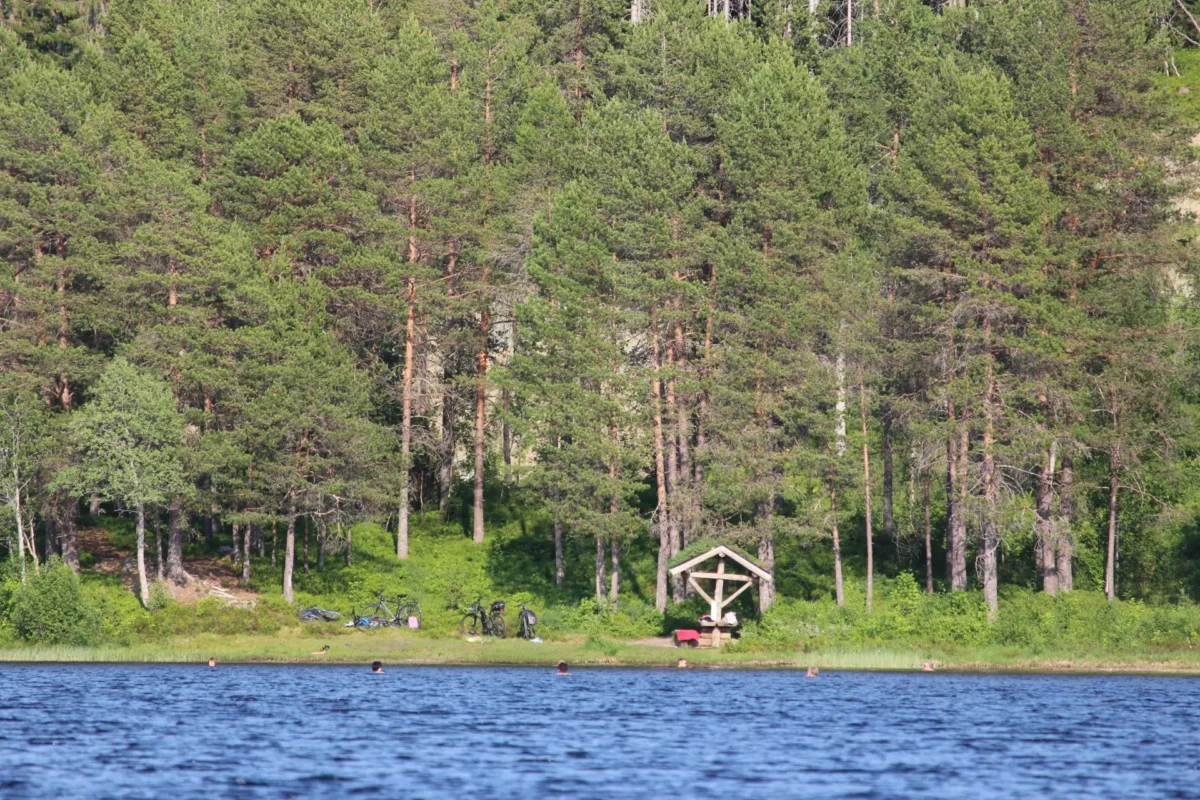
[669,544,773,648]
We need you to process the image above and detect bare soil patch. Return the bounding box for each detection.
[76,526,258,607]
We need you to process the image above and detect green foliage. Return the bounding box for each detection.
[735,578,1200,654]
[3,559,100,645]
[2,0,1199,648]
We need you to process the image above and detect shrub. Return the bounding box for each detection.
[7,559,101,645]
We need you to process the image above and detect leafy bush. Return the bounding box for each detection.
[5,559,100,645]
[733,581,1200,653]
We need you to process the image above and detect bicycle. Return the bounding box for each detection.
[299,606,341,623]
[460,598,507,638]
[364,590,397,625]
[392,594,423,629]
[344,608,387,629]
[517,603,538,640]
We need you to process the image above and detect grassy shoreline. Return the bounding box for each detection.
[3,629,1200,674]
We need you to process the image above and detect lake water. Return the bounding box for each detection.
[0,665,1196,799]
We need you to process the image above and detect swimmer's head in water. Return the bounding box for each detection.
[208,657,216,667]
[371,661,383,673]
[557,661,568,674]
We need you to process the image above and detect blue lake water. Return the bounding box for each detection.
[0,664,1197,799]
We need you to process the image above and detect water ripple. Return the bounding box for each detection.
[0,665,1197,798]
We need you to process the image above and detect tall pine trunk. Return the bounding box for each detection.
[757,495,776,612]
[135,502,150,607]
[283,498,296,604]
[1106,439,1119,602]
[242,523,252,582]
[664,335,683,602]
[154,511,165,584]
[13,476,28,582]
[595,537,607,602]
[1036,442,1058,595]
[945,402,967,590]
[303,517,310,574]
[923,468,933,594]
[672,285,692,552]
[439,396,455,516]
[440,248,457,516]
[610,540,620,607]
[651,306,670,611]
[60,507,78,572]
[553,511,565,586]
[472,268,489,544]
[167,498,187,586]
[882,411,894,547]
[829,482,844,606]
[857,364,874,612]
[1056,455,1074,591]
[980,321,999,618]
[831,346,847,604]
[398,277,416,559]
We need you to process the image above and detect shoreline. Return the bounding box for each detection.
[2,632,1199,675]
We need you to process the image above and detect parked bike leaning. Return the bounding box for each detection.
[517,603,538,640]
[461,598,507,638]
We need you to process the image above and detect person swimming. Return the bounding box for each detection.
[677,658,688,669]
[806,666,819,678]
[922,661,935,672]
[557,661,569,675]
[208,657,216,668]
[371,661,383,673]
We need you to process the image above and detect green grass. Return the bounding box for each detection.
[4,629,1200,673]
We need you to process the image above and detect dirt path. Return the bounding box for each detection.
[76,526,258,607]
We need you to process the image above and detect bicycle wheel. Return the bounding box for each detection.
[461,614,480,636]
[491,616,507,639]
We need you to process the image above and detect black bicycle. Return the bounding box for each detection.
[300,606,340,623]
[461,598,507,638]
[517,603,538,640]
[392,594,423,629]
